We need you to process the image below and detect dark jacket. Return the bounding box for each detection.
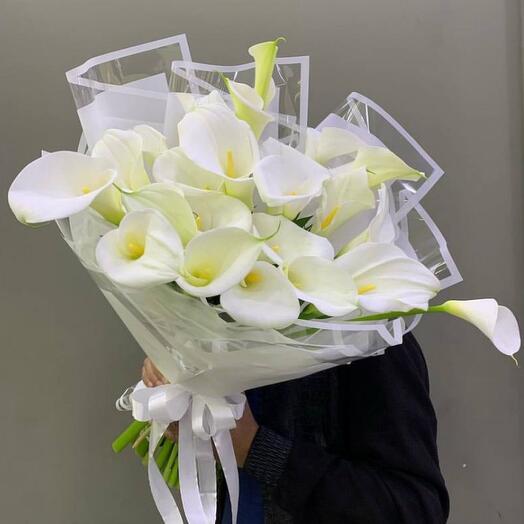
[239,332,449,523]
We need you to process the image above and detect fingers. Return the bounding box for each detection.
[142,358,169,387]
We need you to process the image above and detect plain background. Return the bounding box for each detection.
[1,1,523,522]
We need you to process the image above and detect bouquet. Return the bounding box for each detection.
[8,34,520,524]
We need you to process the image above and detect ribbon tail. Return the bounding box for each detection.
[214,430,240,524]
[148,421,185,524]
[178,411,215,524]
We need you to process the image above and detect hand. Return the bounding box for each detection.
[141,358,259,465]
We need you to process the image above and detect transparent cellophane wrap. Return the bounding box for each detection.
[61,35,462,398]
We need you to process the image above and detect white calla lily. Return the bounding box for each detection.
[287,256,358,317]
[176,228,263,297]
[306,126,366,166]
[253,213,334,264]
[95,209,184,288]
[254,140,330,219]
[177,102,259,206]
[224,78,274,139]
[133,125,167,166]
[92,128,151,190]
[312,165,375,237]
[120,183,197,246]
[8,152,117,224]
[336,242,440,312]
[436,300,520,356]
[220,261,300,328]
[186,192,252,232]
[153,148,224,196]
[339,184,396,255]
[352,146,424,188]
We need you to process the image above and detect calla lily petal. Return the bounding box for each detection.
[338,184,396,254]
[439,300,520,356]
[288,256,358,317]
[153,148,225,195]
[8,152,117,224]
[248,38,284,106]
[186,192,252,232]
[121,182,197,246]
[133,125,167,166]
[253,213,334,264]
[95,209,184,288]
[336,242,440,312]
[224,177,256,208]
[178,102,259,180]
[92,128,151,190]
[352,146,424,188]
[306,126,366,166]
[224,78,274,139]
[177,227,263,297]
[312,165,375,237]
[254,140,330,219]
[220,261,300,328]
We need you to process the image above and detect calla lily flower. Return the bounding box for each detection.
[352,146,424,188]
[224,77,274,139]
[153,148,225,196]
[8,151,117,224]
[336,242,440,312]
[186,192,252,232]
[95,209,184,288]
[435,300,520,356]
[254,140,330,219]
[287,256,358,317]
[248,38,284,106]
[253,213,334,264]
[306,127,366,166]
[338,184,396,255]
[311,165,376,237]
[120,183,197,246]
[92,128,151,190]
[176,228,263,297]
[220,261,300,328]
[133,125,167,167]
[177,102,259,206]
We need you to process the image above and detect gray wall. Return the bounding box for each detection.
[1,1,523,522]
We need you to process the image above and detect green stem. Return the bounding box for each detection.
[134,437,149,460]
[156,439,174,471]
[163,443,179,482]
[168,455,180,489]
[349,305,447,323]
[112,421,148,453]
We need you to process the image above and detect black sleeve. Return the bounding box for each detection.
[244,333,450,523]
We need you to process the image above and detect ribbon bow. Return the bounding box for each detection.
[121,382,245,524]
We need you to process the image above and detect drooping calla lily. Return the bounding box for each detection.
[120,183,197,246]
[352,146,424,188]
[224,77,274,139]
[287,256,358,317]
[311,165,376,237]
[253,212,334,264]
[220,261,300,328]
[433,300,520,356]
[306,126,366,166]
[248,38,285,106]
[133,125,167,167]
[8,151,117,225]
[177,102,259,206]
[186,192,252,232]
[254,139,330,219]
[338,184,396,255]
[153,148,224,196]
[95,209,184,288]
[176,227,263,297]
[336,242,440,312]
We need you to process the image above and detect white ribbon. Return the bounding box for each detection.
[119,382,245,524]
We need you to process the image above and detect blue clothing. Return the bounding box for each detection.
[221,389,264,524]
